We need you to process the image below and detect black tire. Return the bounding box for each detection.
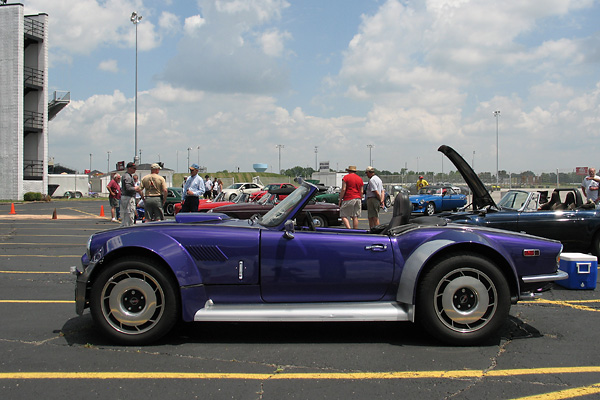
[90,257,180,345]
[165,203,175,216]
[229,193,237,201]
[384,196,392,208]
[425,202,436,216]
[416,253,510,345]
[591,232,600,257]
[75,191,83,198]
[312,215,327,228]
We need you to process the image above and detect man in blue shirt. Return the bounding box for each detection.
[181,163,205,212]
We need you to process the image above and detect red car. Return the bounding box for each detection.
[249,183,297,201]
[174,192,249,215]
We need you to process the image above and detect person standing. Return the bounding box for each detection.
[107,174,121,222]
[338,165,364,229]
[120,162,142,227]
[141,163,168,221]
[417,175,429,191]
[204,175,213,199]
[582,167,600,204]
[181,163,205,212]
[133,174,141,206]
[365,166,384,229]
[215,178,223,198]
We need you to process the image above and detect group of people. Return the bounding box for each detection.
[107,162,168,226]
[582,167,600,206]
[338,165,385,230]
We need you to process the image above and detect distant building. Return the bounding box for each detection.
[0,4,69,200]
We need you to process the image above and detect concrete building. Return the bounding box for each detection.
[0,3,68,200]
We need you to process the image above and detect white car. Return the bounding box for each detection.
[221,182,264,201]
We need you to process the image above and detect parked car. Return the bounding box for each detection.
[315,184,392,209]
[250,183,297,201]
[221,182,263,201]
[212,187,341,227]
[440,144,600,255]
[163,187,183,216]
[410,185,468,215]
[173,192,248,215]
[72,178,566,346]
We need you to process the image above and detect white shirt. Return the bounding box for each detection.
[366,175,383,199]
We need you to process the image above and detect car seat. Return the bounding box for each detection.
[370,192,411,234]
[540,191,560,210]
[564,192,576,210]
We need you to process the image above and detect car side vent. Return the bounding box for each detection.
[185,245,228,262]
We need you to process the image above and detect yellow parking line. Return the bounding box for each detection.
[0,367,599,380]
[524,299,600,312]
[0,300,73,303]
[0,255,80,258]
[511,382,600,400]
[0,270,70,274]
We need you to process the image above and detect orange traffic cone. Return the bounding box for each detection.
[100,205,105,217]
[9,203,16,214]
[52,209,57,219]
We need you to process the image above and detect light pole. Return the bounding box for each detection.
[276,144,284,174]
[197,145,200,165]
[106,150,111,174]
[314,146,318,170]
[494,110,500,188]
[130,11,142,163]
[367,144,374,166]
[187,147,192,169]
[89,153,92,172]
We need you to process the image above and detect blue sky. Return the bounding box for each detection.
[25,0,600,175]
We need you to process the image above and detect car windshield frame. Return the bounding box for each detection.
[497,190,538,211]
[259,183,313,228]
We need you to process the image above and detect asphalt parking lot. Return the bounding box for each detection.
[1,199,599,399]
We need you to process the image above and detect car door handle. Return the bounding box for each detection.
[365,244,387,252]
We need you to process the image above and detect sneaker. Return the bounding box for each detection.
[111,218,118,222]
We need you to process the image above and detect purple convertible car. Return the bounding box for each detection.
[72,173,567,346]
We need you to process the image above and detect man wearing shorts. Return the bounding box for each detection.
[365,166,384,229]
[338,165,363,229]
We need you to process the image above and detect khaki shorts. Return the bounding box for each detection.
[340,198,361,218]
[367,197,381,218]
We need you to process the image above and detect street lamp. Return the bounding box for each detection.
[106,150,111,174]
[314,146,318,170]
[276,144,284,174]
[494,110,500,188]
[89,153,92,172]
[197,145,200,165]
[187,147,192,169]
[130,11,142,163]
[367,144,374,166]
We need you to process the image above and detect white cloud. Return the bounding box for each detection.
[158,11,180,35]
[259,29,291,57]
[98,59,119,73]
[183,14,205,36]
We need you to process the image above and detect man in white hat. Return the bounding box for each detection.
[141,163,168,221]
[338,165,363,229]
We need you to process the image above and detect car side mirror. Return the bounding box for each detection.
[283,220,295,239]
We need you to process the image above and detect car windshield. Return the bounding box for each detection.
[497,191,531,210]
[227,183,243,189]
[212,192,226,202]
[419,187,443,195]
[260,184,312,227]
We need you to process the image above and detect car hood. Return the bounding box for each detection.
[438,145,497,210]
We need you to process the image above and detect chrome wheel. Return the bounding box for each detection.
[100,269,165,335]
[434,267,496,332]
[425,202,436,215]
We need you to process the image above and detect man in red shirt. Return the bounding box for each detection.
[338,165,364,229]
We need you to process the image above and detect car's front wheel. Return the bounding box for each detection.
[312,214,327,228]
[384,196,392,208]
[164,203,175,216]
[416,253,510,345]
[90,257,179,345]
[425,202,436,215]
[229,193,237,201]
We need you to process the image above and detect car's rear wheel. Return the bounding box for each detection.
[384,196,392,208]
[425,202,436,215]
[312,214,327,228]
[164,203,175,216]
[416,253,510,345]
[90,257,179,345]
